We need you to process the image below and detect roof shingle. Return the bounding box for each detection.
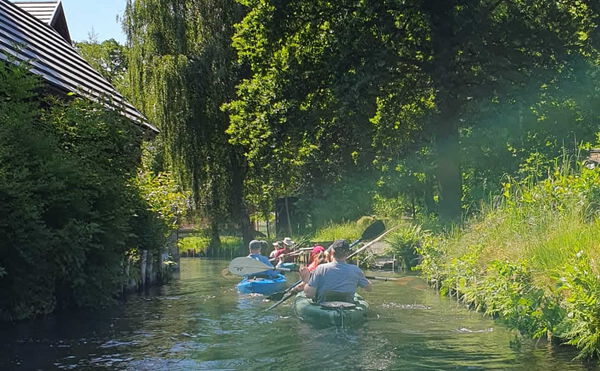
[0,0,158,133]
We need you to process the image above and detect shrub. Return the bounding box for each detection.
[0,62,174,320]
[178,235,211,255]
[417,162,600,359]
[556,252,600,359]
[384,224,427,270]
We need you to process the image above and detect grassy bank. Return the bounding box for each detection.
[178,234,243,258]
[417,166,600,360]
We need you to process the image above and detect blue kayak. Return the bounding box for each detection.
[236,274,286,295]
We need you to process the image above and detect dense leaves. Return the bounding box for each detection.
[124,0,255,249]
[0,63,172,320]
[76,38,128,88]
[226,0,600,224]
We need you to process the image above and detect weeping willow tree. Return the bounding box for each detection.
[124,0,252,251]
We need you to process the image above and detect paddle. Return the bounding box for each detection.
[264,220,386,310]
[365,275,400,281]
[228,257,290,276]
[346,225,398,260]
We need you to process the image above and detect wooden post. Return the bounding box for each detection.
[285,197,293,236]
[140,250,147,288]
[146,251,154,286]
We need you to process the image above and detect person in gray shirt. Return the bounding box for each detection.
[299,239,372,303]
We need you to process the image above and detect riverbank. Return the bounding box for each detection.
[173,169,600,362]
[417,166,600,360]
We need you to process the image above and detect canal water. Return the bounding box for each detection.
[0,258,595,370]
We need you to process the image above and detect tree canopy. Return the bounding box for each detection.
[226,0,600,224]
[123,0,600,233]
[124,0,255,248]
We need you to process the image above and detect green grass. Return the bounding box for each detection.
[417,165,600,360]
[312,221,364,242]
[178,234,243,257]
[177,235,210,255]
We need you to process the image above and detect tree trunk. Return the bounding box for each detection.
[423,0,463,222]
[284,197,293,236]
[207,180,222,257]
[435,108,462,221]
[264,211,270,239]
[207,216,221,257]
[229,151,254,247]
[423,179,436,213]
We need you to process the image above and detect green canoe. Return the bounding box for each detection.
[292,292,369,327]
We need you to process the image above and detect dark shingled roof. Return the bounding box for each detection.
[13,1,71,43]
[0,0,158,133]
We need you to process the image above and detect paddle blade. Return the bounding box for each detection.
[267,292,285,301]
[228,257,272,276]
[361,220,385,241]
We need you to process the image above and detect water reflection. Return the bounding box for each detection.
[0,258,594,370]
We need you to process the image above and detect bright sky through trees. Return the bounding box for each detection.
[59,0,126,43]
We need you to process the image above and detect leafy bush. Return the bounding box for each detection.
[384,224,427,270]
[178,235,211,255]
[178,233,243,257]
[556,252,600,359]
[0,63,175,320]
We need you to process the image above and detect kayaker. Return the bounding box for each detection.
[269,241,282,259]
[290,245,328,293]
[306,245,326,271]
[247,240,279,278]
[282,237,295,249]
[271,238,293,264]
[299,239,372,303]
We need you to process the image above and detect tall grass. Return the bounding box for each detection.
[312,221,364,242]
[418,164,600,360]
[178,234,243,258]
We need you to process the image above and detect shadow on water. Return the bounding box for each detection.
[0,258,596,370]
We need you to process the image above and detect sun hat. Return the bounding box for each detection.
[282,237,294,246]
[310,245,325,257]
[272,241,281,247]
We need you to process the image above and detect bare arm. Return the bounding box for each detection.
[299,266,317,299]
[304,283,317,299]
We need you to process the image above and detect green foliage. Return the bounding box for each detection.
[0,63,171,320]
[556,252,600,359]
[418,164,600,359]
[296,175,377,229]
[124,0,255,248]
[76,38,128,89]
[312,222,363,243]
[226,0,599,223]
[135,169,189,233]
[178,235,211,255]
[178,233,243,257]
[384,225,428,270]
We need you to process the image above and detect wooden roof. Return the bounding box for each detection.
[13,1,71,43]
[0,0,158,133]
